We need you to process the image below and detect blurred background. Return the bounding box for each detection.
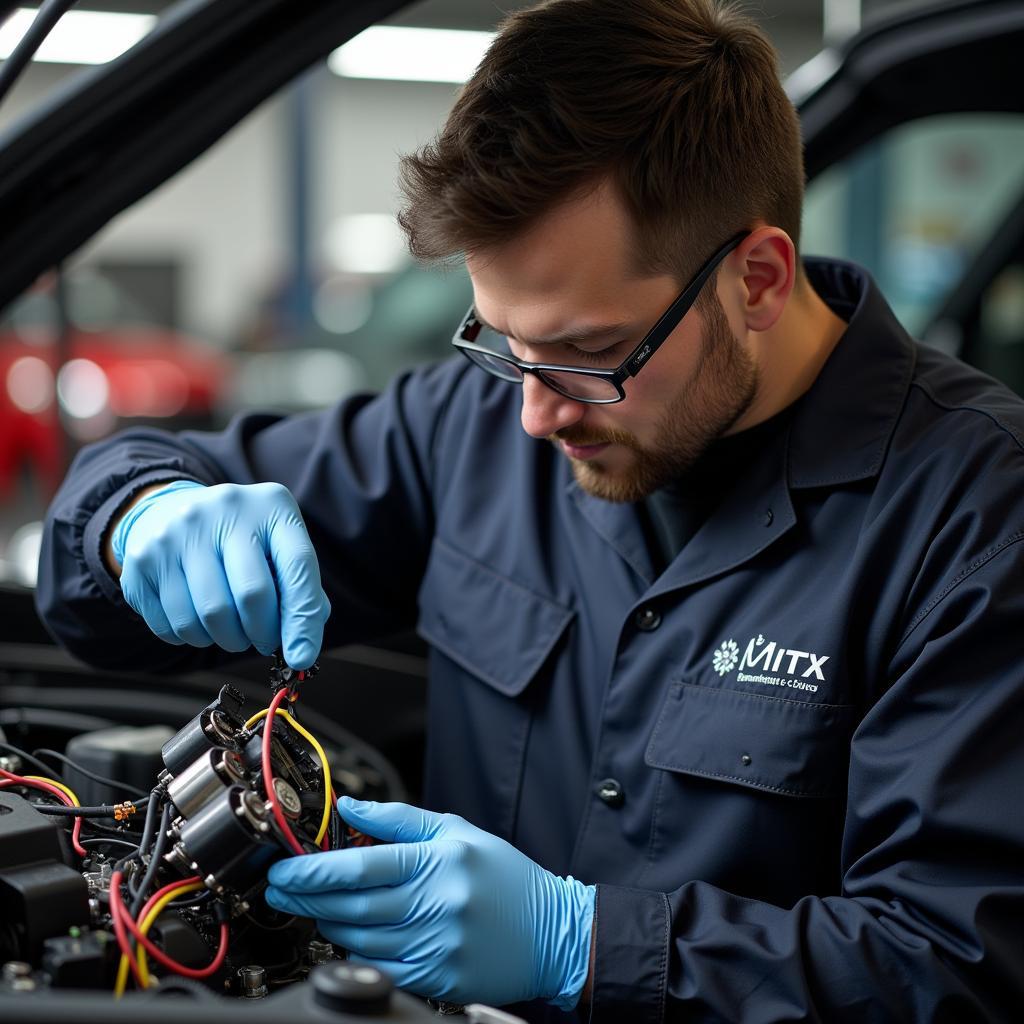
[1,0,1023,587]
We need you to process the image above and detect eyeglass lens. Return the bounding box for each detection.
[465,323,620,401]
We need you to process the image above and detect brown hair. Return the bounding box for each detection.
[397,0,804,288]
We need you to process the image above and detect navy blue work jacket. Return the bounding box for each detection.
[37,260,1024,1022]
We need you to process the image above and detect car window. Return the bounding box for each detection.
[803,113,1024,341]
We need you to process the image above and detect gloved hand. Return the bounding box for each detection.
[265,798,595,1009]
[111,479,330,668]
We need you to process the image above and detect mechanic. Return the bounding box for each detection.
[35,0,1024,1020]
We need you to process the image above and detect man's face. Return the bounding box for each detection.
[466,184,759,502]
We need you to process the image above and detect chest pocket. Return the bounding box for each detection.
[417,536,575,696]
[416,538,574,839]
[645,682,857,799]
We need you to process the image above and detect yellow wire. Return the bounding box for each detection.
[135,880,204,987]
[25,775,79,805]
[114,947,130,998]
[245,707,332,845]
[113,704,331,997]
[114,879,204,996]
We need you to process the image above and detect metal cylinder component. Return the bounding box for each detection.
[2,962,31,982]
[272,778,302,820]
[170,786,280,892]
[307,940,335,966]
[161,686,245,777]
[167,747,246,818]
[238,964,267,998]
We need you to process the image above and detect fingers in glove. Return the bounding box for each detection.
[267,842,429,892]
[337,798,452,844]
[119,566,184,645]
[260,492,329,669]
[265,884,412,926]
[220,532,281,655]
[158,566,214,647]
[181,550,250,652]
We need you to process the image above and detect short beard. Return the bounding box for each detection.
[555,295,759,502]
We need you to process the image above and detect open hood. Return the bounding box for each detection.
[0,0,408,314]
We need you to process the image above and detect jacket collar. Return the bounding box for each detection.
[787,258,916,489]
[567,258,917,592]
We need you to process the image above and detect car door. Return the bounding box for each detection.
[794,0,1024,392]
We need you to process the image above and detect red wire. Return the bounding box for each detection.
[0,770,88,857]
[135,874,203,923]
[262,688,305,855]
[113,871,228,984]
[109,870,146,988]
[120,910,229,979]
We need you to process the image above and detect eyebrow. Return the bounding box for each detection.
[473,310,631,348]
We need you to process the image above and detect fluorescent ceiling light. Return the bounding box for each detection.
[324,213,408,275]
[329,26,495,84]
[0,8,156,66]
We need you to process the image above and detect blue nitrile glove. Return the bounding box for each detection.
[111,479,330,668]
[265,798,596,1009]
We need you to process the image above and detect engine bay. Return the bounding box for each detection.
[0,654,455,1022]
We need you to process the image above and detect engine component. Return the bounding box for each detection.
[65,725,174,806]
[307,939,336,966]
[0,657,423,1015]
[167,747,246,819]
[160,685,247,777]
[238,964,267,998]
[40,931,116,989]
[0,793,61,871]
[167,785,282,895]
[311,962,394,1015]
[0,793,91,961]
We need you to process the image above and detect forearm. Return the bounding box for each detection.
[102,482,179,578]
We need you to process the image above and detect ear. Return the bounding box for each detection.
[734,227,796,332]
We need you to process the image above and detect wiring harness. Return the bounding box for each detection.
[0,654,361,999]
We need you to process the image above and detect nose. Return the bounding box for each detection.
[520,373,586,439]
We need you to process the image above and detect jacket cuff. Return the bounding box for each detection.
[83,471,200,604]
[589,883,669,1024]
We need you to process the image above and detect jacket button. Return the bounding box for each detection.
[763,508,774,527]
[740,753,752,766]
[596,778,624,808]
[634,607,661,632]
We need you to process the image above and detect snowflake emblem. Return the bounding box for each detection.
[712,639,739,676]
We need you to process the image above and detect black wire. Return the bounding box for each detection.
[0,740,66,781]
[166,889,215,909]
[33,748,149,798]
[0,0,79,107]
[32,796,151,817]
[137,789,162,857]
[129,790,162,899]
[130,801,173,919]
[79,837,140,853]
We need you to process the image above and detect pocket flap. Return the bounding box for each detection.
[417,538,575,697]
[645,683,856,798]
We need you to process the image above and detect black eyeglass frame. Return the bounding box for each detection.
[452,231,748,404]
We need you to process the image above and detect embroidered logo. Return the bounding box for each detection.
[710,633,831,693]
[712,639,739,676]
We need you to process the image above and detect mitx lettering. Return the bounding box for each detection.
[712,634,829,694]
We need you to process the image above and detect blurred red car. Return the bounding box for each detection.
[0,271,227,499]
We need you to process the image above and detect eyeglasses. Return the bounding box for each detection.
[452,232,747,404]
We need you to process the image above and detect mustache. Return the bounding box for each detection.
[550,426,637,448]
